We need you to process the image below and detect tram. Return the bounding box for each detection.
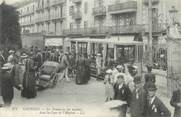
[68,36,143,79]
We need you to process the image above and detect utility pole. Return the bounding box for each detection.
[148,0,152,64]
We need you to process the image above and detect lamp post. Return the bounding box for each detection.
[148,0,153,64]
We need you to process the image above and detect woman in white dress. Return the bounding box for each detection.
[104,69,114,102]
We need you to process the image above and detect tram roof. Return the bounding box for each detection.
[67,37,143,46]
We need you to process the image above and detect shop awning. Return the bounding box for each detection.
[45,38,63,46]
[67,36,143,46]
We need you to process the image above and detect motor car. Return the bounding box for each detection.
[36,61,60,89]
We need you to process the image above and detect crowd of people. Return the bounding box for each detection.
[0,46,180,117]
[104,63,181,117]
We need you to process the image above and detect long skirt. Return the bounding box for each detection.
[76,65,90,84]
[21,71,37,98]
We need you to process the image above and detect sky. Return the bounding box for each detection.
[0,0,24,4]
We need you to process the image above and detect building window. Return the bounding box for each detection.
[84,21,88,28]
[70,23,73,29]
[27,7,29,12]
[55,22,57,34]
[60,6,63,17]
[33,5,34,11]
[84,2,88,14]
[69,6,74,16]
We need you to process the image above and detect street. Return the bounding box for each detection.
[0,77,118,117]
[0,72,174,117]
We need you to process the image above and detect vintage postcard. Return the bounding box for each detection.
[0,0,181,117]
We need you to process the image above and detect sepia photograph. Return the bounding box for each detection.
[0,0,181,117]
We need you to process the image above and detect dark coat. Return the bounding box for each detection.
[170,89,181,117]
[75,58,90,84]
[144,96,171,117]
[113,84,131,117]
[114,83,132,105]
[0,54,6,96]
[130,87,147,117]
[21,59,37,98]
[1,67,15,105]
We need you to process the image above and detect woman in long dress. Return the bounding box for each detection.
[75,54,90,84]
[21,56,37,98]
[104,69,114,102]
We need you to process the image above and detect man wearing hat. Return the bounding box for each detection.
[113,74,132,117]
[144,83,171,117]
[170,79,181,117]
[130,76,147,117]
[144,63,156,91]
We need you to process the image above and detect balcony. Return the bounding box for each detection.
[144,23,164,33]
[44,3,50,9]
[21,21,34,26]
[51,14,65,21]
[143,0,159,5]
[93,6,106,16]
[20,11,34,17]
[36,6,44,12]
[72,0,82,3]
[51,0,65,7]
[108,1,137,14]
[63,25,144,36]
[72,11,82,20]
[35,17,44,24]
[109,25,144,34]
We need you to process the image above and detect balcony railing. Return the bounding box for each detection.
[36,6,44,12]
[108,1,137,14]
[109,25,144,34]
[20,11,34,17]
[93,6,106,16]
[63,25,145,36]
[44,3,50,9]
[21,21,35,26]
[144,23,164,33]
[72,0,82,3]
[51,0,65,7]
[35,17,44,23]
[143,0,159,5]
[51,14,65,21]
[72,11,82,19]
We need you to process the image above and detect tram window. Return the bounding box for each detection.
[78,42,87,55]
[108,48,114,59]
[116,46,135,63]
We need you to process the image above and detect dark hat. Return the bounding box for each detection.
[147,83,157,91]
[133,76,142,84]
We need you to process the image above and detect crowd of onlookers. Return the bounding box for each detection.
[103,62,181,117]
[0,46,180,117]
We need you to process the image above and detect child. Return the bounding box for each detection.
[104,69,114,102]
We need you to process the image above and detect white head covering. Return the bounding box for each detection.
[106,69,113,74]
